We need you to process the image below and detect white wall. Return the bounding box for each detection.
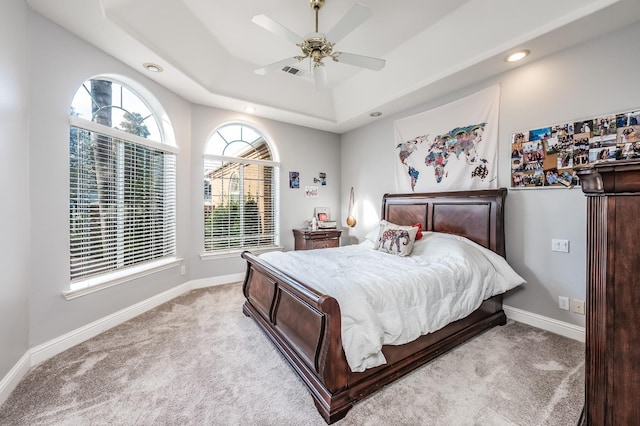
[13,8,341,355]
[26,12,194,347]
[341,20,640,327]
[0,4,341,390]
[0,0,30,378]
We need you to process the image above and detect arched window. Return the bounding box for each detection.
[69,78,177,291]
[203,123,279,253]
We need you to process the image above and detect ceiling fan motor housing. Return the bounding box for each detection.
[298,34,334,65]
[309,0,325,11]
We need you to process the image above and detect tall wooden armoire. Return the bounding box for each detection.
[577,160,640,425]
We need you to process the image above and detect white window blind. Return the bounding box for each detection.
[203,123,279,254]
[70,125,177,281]
[204,157,278,252]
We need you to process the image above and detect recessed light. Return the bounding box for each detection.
[143,62,163,72]
[504,50,530,62]
[244,106,256,114]
[369,111,382,117]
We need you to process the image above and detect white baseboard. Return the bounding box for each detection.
[0,352,30,405]
[504,305,585,342]
[30,282,192,366]
[0,275,242,408]
[190,273,244,289]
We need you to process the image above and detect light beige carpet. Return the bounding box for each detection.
[0,283,584,425]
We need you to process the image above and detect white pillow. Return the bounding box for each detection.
[364,220,387,244]
[375,221,419,256]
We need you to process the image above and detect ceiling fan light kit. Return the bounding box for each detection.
[253,0,386,90]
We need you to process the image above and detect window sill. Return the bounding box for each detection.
[64,257,183,300]
[200,246,283,261]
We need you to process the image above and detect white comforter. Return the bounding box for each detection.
[259,232,525,372]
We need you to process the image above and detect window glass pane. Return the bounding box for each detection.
[69,85,92,119]
[217,125,242,145]
[70,79,162,142]
[205,124,272,159]
[242,126,261,144]
[205,132,227,156]
[224,140,252,157]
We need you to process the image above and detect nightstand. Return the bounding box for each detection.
[293,228,342,250]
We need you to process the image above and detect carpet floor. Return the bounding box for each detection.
[0,283,585,425]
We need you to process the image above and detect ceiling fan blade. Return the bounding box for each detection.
[251,14,304,46]
[313,65,328,91]
[325,3,371,43]
[332,52,385,71]
[255,57,301,75]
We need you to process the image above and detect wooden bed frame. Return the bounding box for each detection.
[241,188,508,423]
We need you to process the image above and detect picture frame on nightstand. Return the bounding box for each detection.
[314,207,336,229]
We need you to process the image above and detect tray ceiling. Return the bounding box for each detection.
[27,0,640,133]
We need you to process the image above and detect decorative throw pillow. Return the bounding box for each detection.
[371,220,389,249]
[412,222,423,240]
[375,222,419,256]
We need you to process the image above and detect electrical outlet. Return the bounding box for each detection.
[559,296,570,310]
[180,265,186,276]
[571,299,585,315]
[551,239,570,253]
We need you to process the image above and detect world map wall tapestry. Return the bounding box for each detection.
[394,85,500,192]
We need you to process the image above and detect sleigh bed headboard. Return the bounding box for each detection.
[380,188,507,256]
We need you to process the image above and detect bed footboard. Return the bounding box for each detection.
[241,251,353,423]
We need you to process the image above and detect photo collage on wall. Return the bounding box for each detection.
[511,109,640,188]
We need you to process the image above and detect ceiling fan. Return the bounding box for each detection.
[252,0,386,90]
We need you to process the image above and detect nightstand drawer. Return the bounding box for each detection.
[307,238,339,250]
[306,231,338,240]
[293,228,342,250]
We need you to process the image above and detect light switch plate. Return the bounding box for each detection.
[552,239,570,253]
